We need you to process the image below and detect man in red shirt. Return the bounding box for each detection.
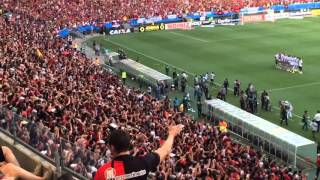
[94,124,183,180]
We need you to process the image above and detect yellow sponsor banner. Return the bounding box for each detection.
[311,9,320,16]
[139,23,165,32]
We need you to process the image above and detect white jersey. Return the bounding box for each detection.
[210,73,215,80]
[298,60,303,67]
[314,113,320,122]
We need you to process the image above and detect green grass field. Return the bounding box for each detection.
[89,17,320,141]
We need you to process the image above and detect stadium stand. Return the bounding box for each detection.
[0,132,53,179]
[0,0,316,179]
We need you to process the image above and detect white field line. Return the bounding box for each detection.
[264,81,320,93]
[105,38,196,76]
[263,81,320,119]
[169,31,209,43]
[105,38,305,120]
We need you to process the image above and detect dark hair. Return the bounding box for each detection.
[109,129,131,153]
[58,173,74,180]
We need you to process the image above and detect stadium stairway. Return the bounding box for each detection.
[73,34,106,64]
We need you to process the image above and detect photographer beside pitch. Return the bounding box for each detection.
[94,124,183,180]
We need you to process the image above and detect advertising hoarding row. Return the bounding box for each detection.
[107,10,317,36]
[107,22,193,35]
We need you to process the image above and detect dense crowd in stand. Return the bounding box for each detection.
[1,0,315,30]
[0,0,312,179]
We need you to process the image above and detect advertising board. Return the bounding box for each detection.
[109,29,133,35]
[139,23,165,32]
[241,14,265,24]
[165,22,192,30]
[311,9,320,16]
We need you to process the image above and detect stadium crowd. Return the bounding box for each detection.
[0,0,312,179]
[1,0,316,30]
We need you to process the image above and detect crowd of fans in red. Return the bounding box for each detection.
[2,0,315,29]
[0,0,311,179]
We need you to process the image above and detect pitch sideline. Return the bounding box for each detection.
[104,38,305,120]
[105,38,196,76]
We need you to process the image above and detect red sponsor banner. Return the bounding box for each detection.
[165,22,192,30]
[241,14,265,24]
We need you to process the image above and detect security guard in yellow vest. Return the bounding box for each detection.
[121,71,127,84]
[218,120,228,133]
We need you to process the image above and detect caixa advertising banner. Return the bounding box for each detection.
[108,28,134,35]
[241,14,265,24]
[139,23,165,32]
[165,22,192,30]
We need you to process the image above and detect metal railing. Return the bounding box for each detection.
[0,105,92,179]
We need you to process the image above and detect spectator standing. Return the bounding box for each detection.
[194,75,199,86]
[195,85,202,102]
[181,72,188,80]
[155,84,161,100]
[261,90,267,110]
[165,65,169,76]
[311,120,318,140]
[252,95,258,114]
[264,93,270,111]
[210,72,215,86]
[233,79,240,96]
[302,110,309,130]
[147,86,152,95]
[204,72,209,82]
[173,97,180,112]
[95,44,100,56]
[94,125,183,180]
[180,74,187,93]
[182,95,188,112]
[298,59,303,74]
[223,78,229,95]
[174,76,179,90]
[121,71,127,84]
[240,90,246,110]
[203,84,209,99]
[194,84,200,98]
[314,110,320,132]
[217,87,226,101]
[172,69,177,79]
[197,100,202,118]
[280,102,288,126]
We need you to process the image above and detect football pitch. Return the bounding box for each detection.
[89,17,320,140]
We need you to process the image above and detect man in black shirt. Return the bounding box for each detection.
[223,78,229,95]
[94,125,183,180]
[302,110,309,130]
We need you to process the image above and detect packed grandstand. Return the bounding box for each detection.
[0,0,320,179]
